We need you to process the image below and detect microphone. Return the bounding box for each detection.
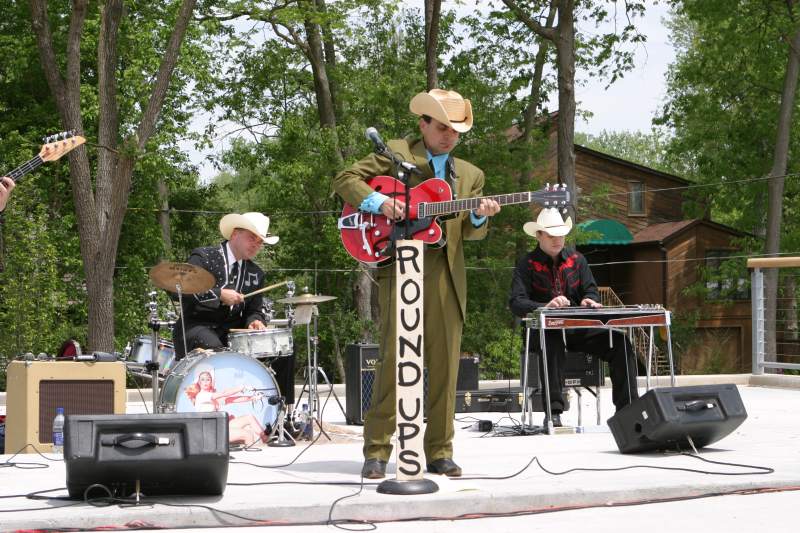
[365,127,387,153]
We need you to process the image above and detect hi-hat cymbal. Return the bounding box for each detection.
[277,293,337,305]
[149,262,215,294]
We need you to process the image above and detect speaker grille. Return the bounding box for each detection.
[39,380,116,442]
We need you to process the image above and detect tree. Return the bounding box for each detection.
[500,0,648,212]
[28,0,198,351]
[659,0,800,364]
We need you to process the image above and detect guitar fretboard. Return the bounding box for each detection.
[7,156,44,183]
[419,191,562,218]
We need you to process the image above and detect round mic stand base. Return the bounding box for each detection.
[377,478,439,495]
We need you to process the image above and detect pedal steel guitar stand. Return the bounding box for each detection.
[521,304,674,435]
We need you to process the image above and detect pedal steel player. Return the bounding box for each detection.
[172,212,298,422]
[509,208,639,427]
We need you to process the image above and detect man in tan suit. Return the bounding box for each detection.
[334,89,500,478]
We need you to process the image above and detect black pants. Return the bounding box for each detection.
[174,321,296,407]
[528,328,639,413]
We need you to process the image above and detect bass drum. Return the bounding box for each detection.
[159,350,280,447]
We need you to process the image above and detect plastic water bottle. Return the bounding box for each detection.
[300,403,312,440]
[52,407,65,455]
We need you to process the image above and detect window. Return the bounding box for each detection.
[705,250,749,301]
[628,181,645,215]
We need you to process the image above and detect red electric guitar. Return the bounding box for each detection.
[338,175,570,265]
[3,131,86,183]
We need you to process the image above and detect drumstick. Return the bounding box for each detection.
[243,280,292,299]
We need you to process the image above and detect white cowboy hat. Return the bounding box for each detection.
[523,208,573,237]
[219,212,279,245]
[409,89,473,133]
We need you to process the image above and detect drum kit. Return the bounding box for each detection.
[122,261,340,448]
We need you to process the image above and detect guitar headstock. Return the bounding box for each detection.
[531,183,571,208]
[38,131,86,162]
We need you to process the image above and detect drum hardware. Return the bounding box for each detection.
[146,290,178,414]
[288,289,344,441]
[148,262,214,353]
[266,395,295,447]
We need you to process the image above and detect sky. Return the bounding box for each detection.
[573,1,676,135]
[187,1,677,180]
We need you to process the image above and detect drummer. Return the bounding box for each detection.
[172,212,278,357]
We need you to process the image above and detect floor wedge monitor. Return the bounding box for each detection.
[64,412,229,499]
[607,384,747,454]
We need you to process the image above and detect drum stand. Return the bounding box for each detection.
[267,396,295,447]
[146,291,176,414]
[295,305,345,440]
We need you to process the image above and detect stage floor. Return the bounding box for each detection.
[1,375,797,532]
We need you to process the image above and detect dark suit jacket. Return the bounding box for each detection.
[178,242,266,331]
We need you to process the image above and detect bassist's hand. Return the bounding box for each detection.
[380,198,406,221]
[0,177,15,211]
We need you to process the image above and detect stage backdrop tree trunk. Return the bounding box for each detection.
[763,16,800,366]
[29,0,198,351]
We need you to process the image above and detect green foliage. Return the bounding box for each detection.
[657,0,800,239]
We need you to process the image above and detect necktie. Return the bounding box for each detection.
[230,261,239,288]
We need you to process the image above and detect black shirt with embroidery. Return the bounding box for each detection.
[508,245,600,317]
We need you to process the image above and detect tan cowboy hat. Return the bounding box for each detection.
[219,212,279,245]
[523,208,573,237]
[409,89,473,132]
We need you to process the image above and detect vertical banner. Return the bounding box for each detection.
[394,239,425,481]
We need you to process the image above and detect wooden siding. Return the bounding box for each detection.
[574,153,685,234]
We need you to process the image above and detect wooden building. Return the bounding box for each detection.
[539,142,751,373]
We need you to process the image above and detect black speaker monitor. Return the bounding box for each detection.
[64,412,229,499]
[607,384,747,454]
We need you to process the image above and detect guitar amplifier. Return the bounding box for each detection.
[456,387,569,413]
[520,351,603,389]
[344,343,428,425]
[4,361,126,454]
[64,412,229,498]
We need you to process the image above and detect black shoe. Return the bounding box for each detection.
[427,458,462,477]
[361,458,387,479]
[543,414,563,427]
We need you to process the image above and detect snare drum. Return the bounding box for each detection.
[228,329,293,359]
[159,350,281,446]
[126,335,176,375]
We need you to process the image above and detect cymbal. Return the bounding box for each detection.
[277,293,337,305]
[149,262,215,294]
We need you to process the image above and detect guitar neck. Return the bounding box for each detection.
[422,192,536,218]
[6,156,45,183]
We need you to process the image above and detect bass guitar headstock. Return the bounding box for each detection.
[38,131,86,162]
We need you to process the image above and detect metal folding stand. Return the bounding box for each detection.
[267,396,295,447]
[146,291,176,414]
[294,304,345,440]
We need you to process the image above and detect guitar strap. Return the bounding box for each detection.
[435,155,459,224]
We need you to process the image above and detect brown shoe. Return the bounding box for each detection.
[427,458,462,477]
[361,458,387,479]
